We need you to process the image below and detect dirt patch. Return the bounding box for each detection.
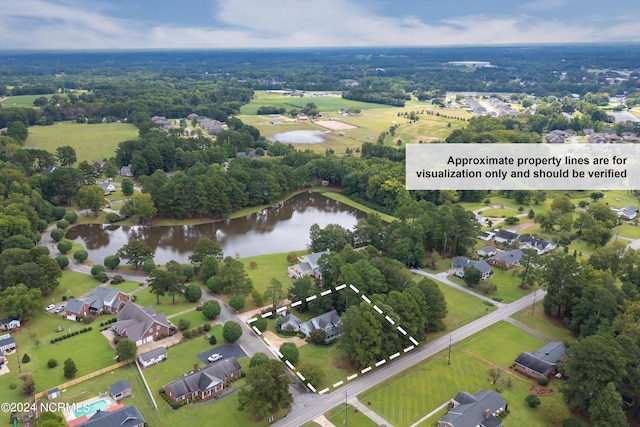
[529,385,555,396]
[314,120,357,130]
[510,220,537,232]
[262,330,307,348]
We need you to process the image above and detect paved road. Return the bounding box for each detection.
[273,289,545,427]
[411,268,505,307]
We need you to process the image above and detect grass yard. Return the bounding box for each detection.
[51,270,103,302]
[360,321,566,427]
[325,404,376,427]
[25,121,138,165]
[617,222,640,239]
[431,278,498,333]
[447,273,532,304]
[297,343,356,392]
[239,91,389,115]
[320,191,396,223]
[0,94,61,107]
[108,281,142,293]
[132,287,199,316]
[241,251,296,298]
[477,207,520,218]
[168,309,212,330]
[511,307,576,343]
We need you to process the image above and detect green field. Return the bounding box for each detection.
[0,94,60,107]
[239,91,390,115]
[325,404,376,427]
[25,121,138,164]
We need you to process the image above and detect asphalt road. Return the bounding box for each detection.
[273,289,545,427]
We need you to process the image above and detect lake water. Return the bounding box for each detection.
[65,192,366,265]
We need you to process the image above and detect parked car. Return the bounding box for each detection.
[207,353,222,363]
[45,304,55,311]
[55,305,66,314]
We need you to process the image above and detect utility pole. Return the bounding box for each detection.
[447,334,452,365]
[531,289,537,316]
[344,390,348,426]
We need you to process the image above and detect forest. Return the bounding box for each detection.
[1,45,640,426]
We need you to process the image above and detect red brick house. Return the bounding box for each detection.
[163,358,242,404]
[65,287,129,321]
[111,302,170,346]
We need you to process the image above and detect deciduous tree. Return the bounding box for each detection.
[0,284,42,321]
[117,240,154,269]
[238,360,292,418]
[116,338,137,361]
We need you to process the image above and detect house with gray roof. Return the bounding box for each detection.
[0,317,20,331]
[438,389,507,427]
[488,249,523,269]
[65,287,129,321]
[492,230,519,244]
[0,333,16,353]
[280,309,342,342]
[109,380,132,401]
[76,404,145,427]
[287,250,330,279]
[477,246,497,258]
[514,341,567,378]
[452,258,493,280]
[615,205,637,221]
[163,358,241,404]
[519,236,556,255]
[138,346,168,368]
[112,302,170,346]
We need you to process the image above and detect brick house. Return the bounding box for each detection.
[111,302,170,346]
[163,358,242,404]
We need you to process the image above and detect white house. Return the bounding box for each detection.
[0,333,16,353]
[0,317,20,331]
[138,347,168,368]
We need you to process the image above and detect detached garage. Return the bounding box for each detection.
[138,347,168,368]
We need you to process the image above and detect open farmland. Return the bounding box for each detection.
[25,121,138,164]
[239,91,389,115]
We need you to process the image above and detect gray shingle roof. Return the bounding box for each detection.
[76,404,144,427]
[109,380,131,396]
[164,358,241,399]
[65,297,86,314]
[439,389,506,427]
[138,347,167,363]
[112,302,168,343]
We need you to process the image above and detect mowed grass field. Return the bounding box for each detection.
[239,91,389,115]
[25,121,138,164]
[0,94,60,107]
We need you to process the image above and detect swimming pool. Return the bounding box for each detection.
[73,399,109,418]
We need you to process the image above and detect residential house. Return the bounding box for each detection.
[477,231,495,241]
[65,287,129,321]
[119,164,133,177]
[0,317,20,331]
[477,246,497,258]
[588,134,609,144]
[112,302,170,346]
[582,128,595,136]
[452,258,493,280]
[287,250,330,279]
[438,389,507,427]
[279,309,341,342]
[616,205,637,221]
[0,333,16,353]
[514,341,567,378]
[488,250,523,269]
[492,230,519,245]
[100,181,116,195]
[138,347,168,368]
[519,236,556,255]
[163,358,242,404]
[545,130,567,144]
[75,404,145,427]
[622,131,639,142]
[46,388,60,400]
[109,380,132,401]
[602,129,621,142]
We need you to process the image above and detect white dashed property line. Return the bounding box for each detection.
[247,283,421,394]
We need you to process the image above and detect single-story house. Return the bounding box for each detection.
[616,205,637,221]
[138,347,168,368]
[0,333,16,353]
[100,181,116,195]
[112,302,170,347]
[0,317,20,331]
[488,249,523,269]
[492,229,519,244]
[65,287,129,321]
[519,236,556,255]
[452,257,493,280]
[110,380,132,401]
[280,309,342,342]
[438,389,507,427]
[477,246,497,258]
[477,231,494,241]
[287,250,330,279]
[75,404,145,427]
[514,341,567,378]
[163,358,242,404]
[46,388,60,400]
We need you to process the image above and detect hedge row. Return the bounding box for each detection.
[50,327,93,343]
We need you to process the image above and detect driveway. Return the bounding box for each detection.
[197,343,247,365]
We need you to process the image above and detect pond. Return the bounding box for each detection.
[65,192,366,265]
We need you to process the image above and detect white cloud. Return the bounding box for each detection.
[1,0,639,50]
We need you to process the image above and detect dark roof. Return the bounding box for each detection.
[113,302,168,343]
[65,297,85,313]
[439,389,506,427]
[493,229,519,240]
[76,404,145,427]
[0,317,19,325]
[452,256,471,269]
[0,335,16,348]
[533,341,567,364]
[109,380,131,396]
[490,249,523,265]
[515,352,554,376]
[164,358,241,399]
[471,261,492,275]
[138,347,167,363]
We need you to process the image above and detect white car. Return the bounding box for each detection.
[45,304,56,311]
[55,305,66,314]
[207,353,222,363]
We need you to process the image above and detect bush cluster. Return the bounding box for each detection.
[99,318,117,327]
[49,327,93,343]
[181,324,206,340]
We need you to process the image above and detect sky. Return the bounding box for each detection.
[1,0,639,51]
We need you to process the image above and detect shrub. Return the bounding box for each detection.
[55,255,69,269]
[91,264,105,277]
[64,212,78,223]
[279,342,299,364]
[104,255,120,269]
[47,359,58,368]
[105,213,120,223]
[50,228,65,242]
[203,323,211,332]
[111,275,124,284]
[56,240,72,254]
[229,293,245,311]
[537,375,549,386]
[73,249,88,262]
[182,329,193,339]
[62,295,68,301]
[252,316,267,332]
[308,329,327,345]
[142,258,156,274]
[222,321,242,343]
[178,318,191,331]
[56,219,69,229]
[525,394,541,408]
[22,354,31,363]
[9,383,17,390]
[504,216,520,225]
[52,206,66,220]
[184,284,202,302]
[209,335,217,345]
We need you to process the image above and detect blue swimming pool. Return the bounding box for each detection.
[74,399,109,418]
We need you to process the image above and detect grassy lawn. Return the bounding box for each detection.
[108,281,142,293]
[168,309,212,330]
[511,307,577,343]
[432,278,498,333]
[447,273,532,304]
[476,207,519,218]
[132,287,199,316]
[320,191,396,223]
[617,222,640,239]
[325,404,376,427]
[239,91,389,115]
[25,121,138,165]
[51,270,102,302]
[241,251,296,298]
[360,321,565,427]
[0,94,61,107]
[297,343,356,392]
